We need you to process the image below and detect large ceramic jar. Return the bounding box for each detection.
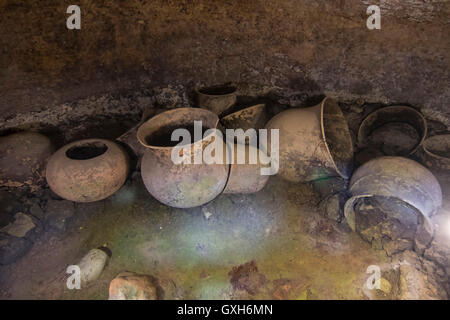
[265,97,354,182]
[137,108,230,208]
[46,139,129,202]
[344,156,442,234]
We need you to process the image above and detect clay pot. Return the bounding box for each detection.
[137,108,230,208]
[196,84,237,116]
[220,104,268,131]
[358,106,427,156]
[344,156,442,234]
[416,134,450,175]
[46,139,129,202]
[0,131,54,190]
[265,97,354,182]
[223,142,270,194]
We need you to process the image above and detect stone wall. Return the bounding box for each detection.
[1,0,449,126]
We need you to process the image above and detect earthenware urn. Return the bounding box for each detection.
[265,97,354,182]
[137,108,230,208]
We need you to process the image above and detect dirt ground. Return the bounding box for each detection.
[0,174,392,300]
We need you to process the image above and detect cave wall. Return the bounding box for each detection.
[0,0,449,126]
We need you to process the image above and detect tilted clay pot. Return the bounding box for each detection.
[137,108,230,208]
[46,139,129,202]
[0,131,54,190]
[265,97,354,182]
[196,84,237,116]
[220,104,268,131]
[358,105,427,156]
[223,142,270,194]
[416,134,450,176]
[344,156,442,234]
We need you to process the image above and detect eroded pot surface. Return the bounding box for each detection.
[265,98,353,182]
[46,139,129,202]
[138,108,230,208]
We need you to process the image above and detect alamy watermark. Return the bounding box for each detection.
[66,5,81,30]
[66,265,81,289]
[366,5,381,30]
[169,121,279,176]
[365,265,381,290]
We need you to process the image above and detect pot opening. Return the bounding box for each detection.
[198,84,236,96]
[352,196,421,245]
[368,122,420,155]
[145,124,211,147]
[358,106,427,155]
[424,134,450,158]
[322,99,354,178]
[66,142,108,160]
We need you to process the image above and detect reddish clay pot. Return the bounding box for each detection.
[137,108,230,208]
[46,139,129,202]
[0,131,54,190]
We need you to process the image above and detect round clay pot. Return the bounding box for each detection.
[196,84,237,116]
[46,139,129,202]
[0,131,54,190]
[344,156,442,234]
[265,97,354,182]
[137,108,230,208]
[223,142,270,194]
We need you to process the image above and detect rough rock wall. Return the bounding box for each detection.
[0,0,449,126]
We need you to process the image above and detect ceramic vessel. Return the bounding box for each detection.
[220,104,268,131]
[416,134,450,175]
[344,156,442,234]
[358,106,427,155]
[138,108,230,208]
[196,84,237,116]
[46,139,129,202]
[265,97,354,182]
[223,142,270,194]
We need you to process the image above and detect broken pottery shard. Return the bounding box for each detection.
[1,212,35,238]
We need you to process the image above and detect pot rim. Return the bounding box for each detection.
[137,107,221,150]
[357,105,428,155]
[344,194,434,236]
[422,133,450,161]
[60,138,113,162]
[319,97,353,180]
[221,103,266,121]
[195,84,237,97]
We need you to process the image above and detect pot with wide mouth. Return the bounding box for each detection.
[357,105,427,156]
[344,156,442,234]
[220,104,268,131]
[265,97,354,182]
[416,134,450,176]
[137,108,230,208]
